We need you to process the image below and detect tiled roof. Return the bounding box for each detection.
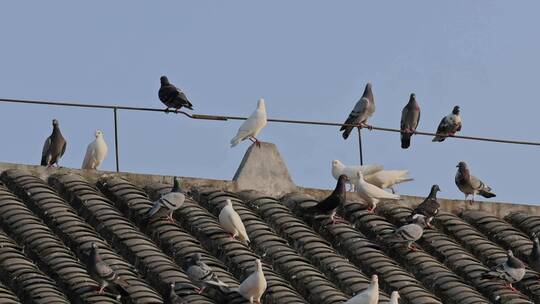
[0,164,539,303]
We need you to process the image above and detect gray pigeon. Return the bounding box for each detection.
[400,93,421,149]
[41,119,67,167]
[482,250,525,292]
[529,232,540,273]
[385,214,426,251]
[186,253,229,294]
[89,243,129,294]
[340,83,375,139]
[168,282,188,304]
[455,161,495,204]
[432,106,461,142]
[145,177,185,222]
[159,76,194,112]
[407,185,440,228]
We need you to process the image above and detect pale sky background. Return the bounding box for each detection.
[0,1,539,204]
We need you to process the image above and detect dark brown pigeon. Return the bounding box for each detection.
[89,243,128,294]
[407,184,440,228]
[304,175,348,224]
[455,161,495,204]
[340,83,375,139]
[400,93,421,149]
[432,106,461,142]
[41,119,67,167]
[159,76,194,112]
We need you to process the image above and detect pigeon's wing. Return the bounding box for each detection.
[228,211,249,241]
[95,260,115,280]
[360,164,384,176]
[435,116,450,134]
[161,193,185,211]
[396,224,423,241]
[340,98,369,139]
[344,290,369,304]
[41,137,52,165]
[82,142,96,169]
[231,110,264,146]
[400,105,410,131]
[145,200,163,218]
[362,182,400,200]
[187,264,212,284]
[59,137,67,158]
[414,198,439,217]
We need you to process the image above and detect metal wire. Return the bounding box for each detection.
[1,97,540,146]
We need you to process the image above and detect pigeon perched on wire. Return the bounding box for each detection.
[186,253,229,294]
[232,259,267,304]
[219,199,250,244]
[528,232,540,273]
[159,76,194,112]
[167,282,188,304]
[331,160,383,191]
[389,291,400,304]
[340,83,375,139]
[82,130,108,170]
[400,93,421,149]
[343,274,379,304]
[144,177,185,222]
[407,184,441,228]
[432,105,461,142]
[385,214,427,251]
[304,175,348,225]
[41,119,67,167]
[354,171,400,212]
[455,161,495,204]
[230,98,267,148]
[482,250,525,291]
[89,243,129,294]
[363,170,413,194]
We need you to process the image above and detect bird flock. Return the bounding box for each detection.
[35,77,532,304]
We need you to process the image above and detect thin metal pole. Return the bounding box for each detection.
[113,108,120,172]
[358,127,364,165]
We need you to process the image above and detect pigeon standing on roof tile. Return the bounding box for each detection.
[432,106,461,142]
[167,282,188,304]
[234,259,267,304]
[230,98,267,148]
[455,161,495,204]
[354,171,400,212]
[331,160,383,191]
[340,83,375,139]
[407,185,441,228]
[363,170,413,194]
[82,130,108,170]
[304,175,348,225]
[144,177,185,222]
[158,76,194,112]
[528,232,540,273]
[482,250,525,291]
[400,93,421,149]
[89,243,129,294]
[385,214,427,251]
[343,274,379,304]
[219,199,250,244]
[186,253,229,294]
[389,291,400,304]
[41,119,67,167]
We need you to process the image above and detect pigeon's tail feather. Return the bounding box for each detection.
[482,271,502,280]
[230,133,247,147]
[184,101,194,110]
[115,276,129,288]
[207,279,229,288]
[341,127,353,140]
[385,234,408,244]
[396,178,414,185]
[479,190,496,198]
[144,202,161,218]
[432,136,446,142]
[401,133,411,149]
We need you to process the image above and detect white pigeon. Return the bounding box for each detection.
[331,160,383,191]
[354,171,400,212]
[389,291,400,304]
[82,130,108,170]
[363,170,413,193]
[230,98,267,148]
[235,259,267,304]
[343,274,379,304]
[219,199,250,244]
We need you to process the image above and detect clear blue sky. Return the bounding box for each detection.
[1,1,539,204]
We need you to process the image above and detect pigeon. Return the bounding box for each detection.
[363,170,413,193]
[41,119,67,167]
[89,242,129,294]
[186,253,229,294]
[233,259,267,304]
[167,282,188,304]
[528,232,540,273]
[354,171,400,212]
[331,160,383,191]
[304,175,348,224]
[144,177,185,222]
[432,105,461,142]
[455,161,495,204]
[219,199,250,244]
[385,214,426,251]
[82,130,108,170]
[230,98,267,148]
[340,83,375,139]
[389,291,400,304]
[343,274,379,304]
[158,76,194,112]
[407,185,440,228]
[400,93,421,149]
[482,250,526,291]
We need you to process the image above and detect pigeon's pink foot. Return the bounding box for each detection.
[196,287,205,294]
[98,285,105,294]
[409,245,419,252]
[505,283,518,292]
